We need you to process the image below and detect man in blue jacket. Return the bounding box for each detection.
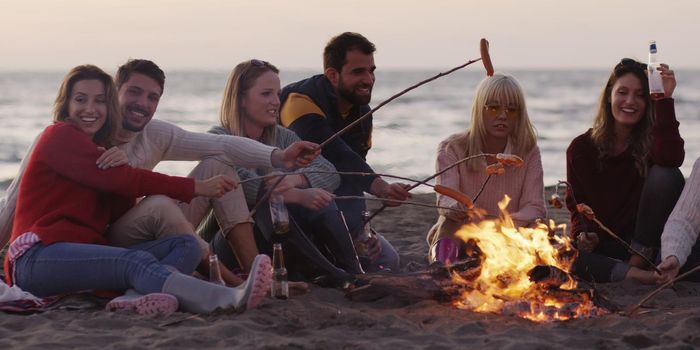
[280,32,410,272]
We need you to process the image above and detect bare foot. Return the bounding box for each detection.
[626,266,661,284]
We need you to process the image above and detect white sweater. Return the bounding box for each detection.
[661,157,700,266]
[0,119,277,248]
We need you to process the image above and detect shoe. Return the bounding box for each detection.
[430,238,460,265]
[234,254,272,311]
[105,291,178,316]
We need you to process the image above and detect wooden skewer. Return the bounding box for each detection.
[360,153,497,228]
[239,170,433,189]
[333,196,467,213]
[591,217,662,275]
[625,265,700,315]
[318,58,483,149]
[472,174,493,204]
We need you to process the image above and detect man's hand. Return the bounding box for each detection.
[444,201,468,221]
[370,178,411,207]
[576,232,599,253]
[657,255,681,284]
[293,188,334,211]
[96,146,129,169]
[272,141,320,169]
[194,175,238,198]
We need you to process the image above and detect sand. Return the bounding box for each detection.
[1,189,699,349]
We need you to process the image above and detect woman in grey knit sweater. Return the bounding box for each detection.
[207,60,366,287]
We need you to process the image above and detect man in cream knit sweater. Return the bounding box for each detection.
[0,59,318,276]
[658,157,700,282]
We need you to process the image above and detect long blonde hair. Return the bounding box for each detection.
[464,73,537,170]
[219,59,280,146]
[52,65,121,146]
[590,58,653,176]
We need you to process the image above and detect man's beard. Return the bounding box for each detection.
[121,105,151,132]
[337,79,372,106]
[122,118,145,132]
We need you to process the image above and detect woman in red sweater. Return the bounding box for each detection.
[5,65,272,315]
[567,58,685,283]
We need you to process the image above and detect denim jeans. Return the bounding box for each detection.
[14,234,202,297]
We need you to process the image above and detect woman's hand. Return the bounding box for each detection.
[292,188,334,211]
[96,146,129,169]
[576,232,599,253]
[444,201,468,221]
[658,63,676,98]
[370,178,411,207]
[194,175,238,198]
[656,255,681,284]
[272,141,320,169]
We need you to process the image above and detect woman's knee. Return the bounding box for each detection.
[646,165,685,195]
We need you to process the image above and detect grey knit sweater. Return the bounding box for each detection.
[661,157,700,266]
[209,125,340,206]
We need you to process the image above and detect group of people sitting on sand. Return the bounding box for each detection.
[0,32,698,316]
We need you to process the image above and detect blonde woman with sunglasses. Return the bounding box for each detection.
[427,73,546,264]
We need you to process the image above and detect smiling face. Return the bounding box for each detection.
[117,73,162,132]
[65,79,107,137]
[332,49,375,107]
[241,70,281,134]
[609,73,646,129]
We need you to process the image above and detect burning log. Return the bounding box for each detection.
[528,265,570,289]
[347,258,481,303]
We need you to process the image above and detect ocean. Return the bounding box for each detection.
[1,69,699,194]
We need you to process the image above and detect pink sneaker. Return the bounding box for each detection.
[106,292,178,316]
[236,254,272,311]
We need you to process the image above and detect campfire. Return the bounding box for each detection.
[449,196,606,322]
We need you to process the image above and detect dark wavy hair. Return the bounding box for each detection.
[52,65,120,146]
[591,58,653,176]
[323,32,375,71]
[115,59,165,94]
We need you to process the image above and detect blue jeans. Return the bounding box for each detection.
[14,234,202,297]
[336,195,400,272]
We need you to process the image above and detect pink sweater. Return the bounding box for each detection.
[435,132,546,224]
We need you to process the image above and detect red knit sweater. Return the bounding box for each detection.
[4,122,195,283]
[566,98,684,260]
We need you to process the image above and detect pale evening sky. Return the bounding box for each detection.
[1,0,699,72]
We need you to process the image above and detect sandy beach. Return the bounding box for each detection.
[1,189,699,349]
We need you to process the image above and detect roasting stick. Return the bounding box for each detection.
[360,153,497,228]
[334,196,468,213]
[239,170,433,189]
[319,38,493,149]
[249,39,494,218]
[626,265,700,315]
[576,203,662,275]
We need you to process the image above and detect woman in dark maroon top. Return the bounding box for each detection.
[566,58,684,283]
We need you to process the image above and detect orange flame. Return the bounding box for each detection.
[450,196,606,321]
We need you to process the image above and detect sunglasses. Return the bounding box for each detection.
[484,103,520,117]
[616,58,647,72]
[251,59,270,67]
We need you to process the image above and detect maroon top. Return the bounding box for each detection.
[566,98,684,260]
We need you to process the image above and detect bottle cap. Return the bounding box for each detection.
[649,40,657,53]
